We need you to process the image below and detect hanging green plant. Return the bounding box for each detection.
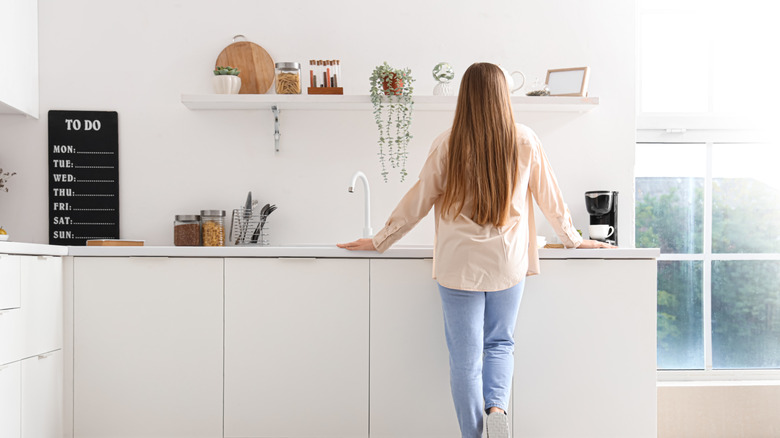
[369,62,414,182]
[0,168,15,193]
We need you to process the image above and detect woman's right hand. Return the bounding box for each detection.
[337,238,377,251]
[576,239,617,249]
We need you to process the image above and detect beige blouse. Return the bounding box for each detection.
[371,124,583,292]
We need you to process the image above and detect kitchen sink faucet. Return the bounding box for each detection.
[348,171,373,238]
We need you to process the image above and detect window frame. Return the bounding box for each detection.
[637,128,780,382]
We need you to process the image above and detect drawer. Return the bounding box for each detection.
[0,361,22,438]
[0,308,23,365]
[0,254,21,310]
[21,256,63,358]
[22,351,62,438]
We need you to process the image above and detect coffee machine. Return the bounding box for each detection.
[585,191,618,245]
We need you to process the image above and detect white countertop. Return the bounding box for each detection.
[1,241,659,259]
[0,241,69,256]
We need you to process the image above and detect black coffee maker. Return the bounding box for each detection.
[584,191,618,245]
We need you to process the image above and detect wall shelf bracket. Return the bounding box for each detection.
[271,105,281,152]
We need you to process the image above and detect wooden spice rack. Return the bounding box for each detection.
[307,87,344,95]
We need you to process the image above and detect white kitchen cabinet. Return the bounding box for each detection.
[73,257,223,438]
[223,258,369,438]
[514,259,657,438]
[368,259,461,438]
[0,254,21,309]
[20,256,62,359]
[0,252,64,438]
[2,255,61,367]
[0,360,21,438]
[21,350,62,438]
[0,0,39,118]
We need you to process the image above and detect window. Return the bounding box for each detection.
[637,0,780,374]
[636,143,780,371]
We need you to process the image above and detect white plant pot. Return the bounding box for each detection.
[433,81,453,96]
[212,75,241,94]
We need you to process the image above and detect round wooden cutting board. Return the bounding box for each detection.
[215,37,274,94]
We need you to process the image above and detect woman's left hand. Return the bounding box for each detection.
[577,239,618,249]
[337,238,376,251]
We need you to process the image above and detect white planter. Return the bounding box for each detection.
[212,75,241,94]
[433,82,453,96]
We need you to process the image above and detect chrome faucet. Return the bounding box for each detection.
[348,171,373,238]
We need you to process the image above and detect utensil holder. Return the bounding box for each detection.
[229,208,270,246]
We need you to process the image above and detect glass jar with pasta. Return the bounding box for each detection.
[200,210,226,246]
[275,62,301,94]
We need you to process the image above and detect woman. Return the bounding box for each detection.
[338,62,614,438]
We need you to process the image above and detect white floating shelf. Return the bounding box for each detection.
[181,94,598,112]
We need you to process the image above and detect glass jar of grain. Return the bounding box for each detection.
[200,210,226,246]
[173,214,201,246]
[275,62,301,94]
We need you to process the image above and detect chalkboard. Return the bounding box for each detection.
[48,110,119,245]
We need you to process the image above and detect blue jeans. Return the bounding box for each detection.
[438,281,526,438]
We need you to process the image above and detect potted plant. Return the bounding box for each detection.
[0,168,15,240]
[369,62,415,182]
[213,66,241,94]
[0,168,15,193]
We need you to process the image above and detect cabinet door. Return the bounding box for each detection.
[21,350,62,438]
[20,256,63,358]
[0,361,21,438]
[0,0,38,117]
[74,257,223,438]
[224,258,369,438]
[369,259,460,438]
[0,254,21,309]
[513,259,657,438]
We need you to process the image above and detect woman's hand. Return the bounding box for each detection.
[577,239,617,249]
[337,238,376,251]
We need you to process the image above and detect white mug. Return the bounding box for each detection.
[498,65,526,93]
[589,224,614,240]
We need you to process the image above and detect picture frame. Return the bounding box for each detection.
[545,67,590,97]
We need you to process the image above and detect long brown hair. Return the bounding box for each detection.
[440,62,518,227]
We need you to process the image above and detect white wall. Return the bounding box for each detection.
[0,0,636,247]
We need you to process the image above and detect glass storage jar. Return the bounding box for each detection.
[173,214,201,246]
[275,62,301,94]
[200,210,226,246]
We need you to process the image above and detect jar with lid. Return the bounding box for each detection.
[173,215,201,246]
[200,210,226,246]
[275,62,301,94]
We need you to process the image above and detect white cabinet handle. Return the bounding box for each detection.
[37,353,51,360]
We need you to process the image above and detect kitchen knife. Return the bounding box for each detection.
[237,191,252,244]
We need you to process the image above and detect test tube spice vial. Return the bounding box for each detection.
[309,60,315,88]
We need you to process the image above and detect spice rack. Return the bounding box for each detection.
[307,87,344,95]
[180,94,599,152]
